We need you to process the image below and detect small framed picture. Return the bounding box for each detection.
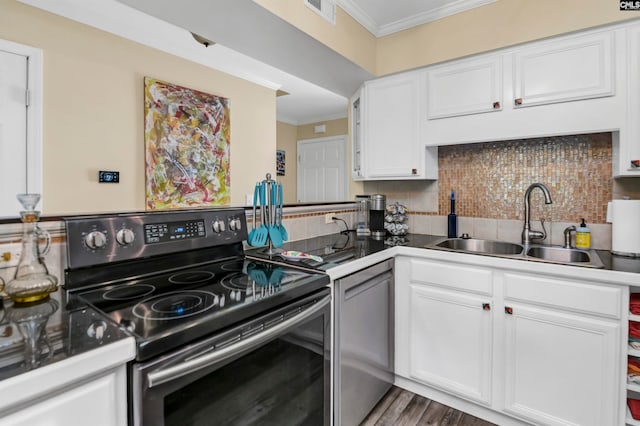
[276,150,286,176]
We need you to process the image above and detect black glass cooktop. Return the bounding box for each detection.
[246,232,395,271]
[73,258,329,361]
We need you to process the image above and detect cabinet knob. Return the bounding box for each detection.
[493,101,501,109]
[514,98,523,106]
[482,303,491,311]
[505,306,513,315]
[411,168,417,175]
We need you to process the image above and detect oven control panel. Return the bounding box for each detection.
[65,209,248,269]
[143,220,206,244]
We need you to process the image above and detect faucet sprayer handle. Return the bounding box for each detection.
[563,225,577,248]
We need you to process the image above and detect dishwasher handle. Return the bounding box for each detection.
[146,294,330,388]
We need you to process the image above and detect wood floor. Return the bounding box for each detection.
[361,386,496,426]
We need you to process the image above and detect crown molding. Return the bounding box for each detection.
[337,0,497,37]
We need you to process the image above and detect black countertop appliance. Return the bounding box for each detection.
[370,194,386,238]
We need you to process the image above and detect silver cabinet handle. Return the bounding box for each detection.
[147,294,330,388]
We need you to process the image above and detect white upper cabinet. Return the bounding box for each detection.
[615,24,640,177]
[355,19,640,177]
[512,31,614,108]
[352,71,438,180]
[350,88,364,180]
[423,24,627,150]
[426,53,503,119]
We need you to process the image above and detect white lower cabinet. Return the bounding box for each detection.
[0,338,134,426]
[502,303,620,426]
[0,365,128,426]
[408,284,493,405]
[396,256,623,426]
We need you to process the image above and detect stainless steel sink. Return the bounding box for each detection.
[426,238,604,268]
[525,246,591,263]
[433,238,524,255]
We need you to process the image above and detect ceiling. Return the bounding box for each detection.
[19,0,496,125]
[337,0,497,37]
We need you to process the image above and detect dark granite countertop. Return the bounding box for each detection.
[246,232,640,275]
[0,290,131,382]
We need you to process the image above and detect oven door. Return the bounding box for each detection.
[131,288,331,426]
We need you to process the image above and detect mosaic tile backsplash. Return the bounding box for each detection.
[438,133,612,224]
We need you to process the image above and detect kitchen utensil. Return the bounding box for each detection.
[268,266,284,285]
[268,181,283,248]
[277,183,288,241]
[606,199,640,257]
[246,262,268,286]
[251,183,268,246]
[247,183,260,246]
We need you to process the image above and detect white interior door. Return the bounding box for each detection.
[296,136,346,202]
[0,39,42,218]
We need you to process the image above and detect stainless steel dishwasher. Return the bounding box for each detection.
[334,259,394,426]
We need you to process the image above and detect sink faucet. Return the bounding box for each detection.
[522,183,553,244]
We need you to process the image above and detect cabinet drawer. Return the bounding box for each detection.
[503,273,622,319]
[409,259,492,295]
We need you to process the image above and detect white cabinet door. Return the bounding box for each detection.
[426,54,503,119]
[408,283,493,405]
[0,366,128,426]
[513,31,614,108]
[350,89,364,180]
[616,25,640,176]
[362,72,424,179]
[502,303,620,426]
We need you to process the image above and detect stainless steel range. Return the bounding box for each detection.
[64,208,330,426]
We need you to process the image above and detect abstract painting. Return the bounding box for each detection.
[144,77,231,209]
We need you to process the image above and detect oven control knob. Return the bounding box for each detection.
[87,320,108,340]
[229,218,242,232]
[212,219,226,233]
[116,228,135,246]
[84,231,107,250]
[119,318,135,333]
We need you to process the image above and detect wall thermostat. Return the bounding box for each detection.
[99,170,120,183]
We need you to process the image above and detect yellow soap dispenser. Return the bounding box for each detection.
[575,218,591,249]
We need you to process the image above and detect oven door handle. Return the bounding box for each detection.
[146,294,330,388]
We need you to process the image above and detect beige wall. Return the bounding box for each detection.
[296,118,348,141]
[276,117,349,203]
[0,0,276,215]
[254,0,377,74]
[376,0,635,75]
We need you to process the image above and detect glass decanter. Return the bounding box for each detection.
[5,194,58,303]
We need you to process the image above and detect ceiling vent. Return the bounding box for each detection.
[305,0,336,25]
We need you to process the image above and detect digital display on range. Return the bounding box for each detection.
[144,220,205,244]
